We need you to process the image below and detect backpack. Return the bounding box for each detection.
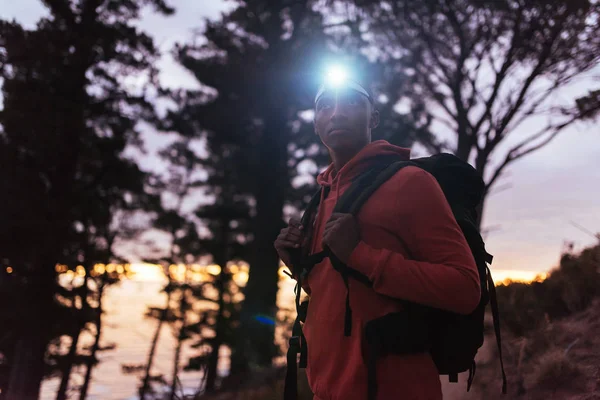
[283,153,507,400]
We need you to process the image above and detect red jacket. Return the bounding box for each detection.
[301,141,481,400]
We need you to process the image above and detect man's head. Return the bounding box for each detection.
[313,75,379,154]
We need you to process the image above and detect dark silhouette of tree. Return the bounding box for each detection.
[78,267,118,400]
[138,283,174,400]
[54,271,92,400]
[52,114,163,399]
[138,138,204,400]
[353,0,600,228]
[189,147,252,393]
[158,91,253,393]
[0,0,172,397]
[168,276,193,400]
[170,0,425,377]
[184,263,246,395]
[576,89,600,120]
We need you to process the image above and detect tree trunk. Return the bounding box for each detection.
[56,326,83,400]
[205,273,226,392]
[205,217,230,393]
[169,288,187,400]
[231,112,287,374]
[139,288,172,400]
[5,264,56,400]
[57,274,89,400]
[474,152,489,232]
[455,134,473,163]
[79,279,104,400]
[4,334,48,400]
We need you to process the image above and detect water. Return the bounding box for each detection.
[40,280,211,399]
[39,275,297,400]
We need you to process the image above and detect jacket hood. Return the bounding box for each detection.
[316,140,411,189]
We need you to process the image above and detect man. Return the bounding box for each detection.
[275,75,481,400]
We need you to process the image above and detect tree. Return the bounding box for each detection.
[353,0,600,227]
[189,146,253,393]
[138,138,204,400]
[0,0,172,397]
[78,265,121,400]
[53,92,163,399]
[161,87,253,393]
[171,0,325,372]
[171,0,425,375]
[138,283,174,400]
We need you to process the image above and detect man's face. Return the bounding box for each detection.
[314,88,379,152]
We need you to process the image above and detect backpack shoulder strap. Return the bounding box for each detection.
[334,160,416,215]
[300,187,325,227]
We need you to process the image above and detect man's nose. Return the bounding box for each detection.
[330,100,348,121]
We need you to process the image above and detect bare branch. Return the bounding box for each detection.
[441,1,475,139]
[433,115,458,132]
[465,51,488,111]
[500,83,563,142]
[393,3,454,83]
[472,8,523,136]
[486,84,558,152]
[486,112,581,191]
[487,183,513,196]
[485,152,513,193]
[493,13,567,143]
[419,74,459,121]
[509,123,569,161]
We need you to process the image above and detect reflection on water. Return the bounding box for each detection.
[39,272,297,400]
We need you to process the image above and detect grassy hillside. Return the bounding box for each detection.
[471,242,600,400]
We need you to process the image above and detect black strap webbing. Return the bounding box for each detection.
[284,279,305,400]
[487,266,508,394]
[284,338,299,400]
[342,273,352,336]
[327,249,372,286]
[467,361,476,392]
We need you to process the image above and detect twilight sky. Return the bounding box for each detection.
[2,0,599,278]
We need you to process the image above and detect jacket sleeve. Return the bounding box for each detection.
[347,169,481,315]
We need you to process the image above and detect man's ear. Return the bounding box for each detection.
[370,109,380,130]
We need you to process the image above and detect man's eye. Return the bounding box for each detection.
[347,94,361,105]
[317,100,333,110]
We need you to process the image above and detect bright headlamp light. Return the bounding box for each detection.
[314,65,372,105]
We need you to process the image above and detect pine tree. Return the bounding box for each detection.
[0,1,172,397]
[138,138,203,400]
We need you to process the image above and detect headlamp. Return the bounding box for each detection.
[314,65,372,105]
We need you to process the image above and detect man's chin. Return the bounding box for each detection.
[326,136,362,152]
